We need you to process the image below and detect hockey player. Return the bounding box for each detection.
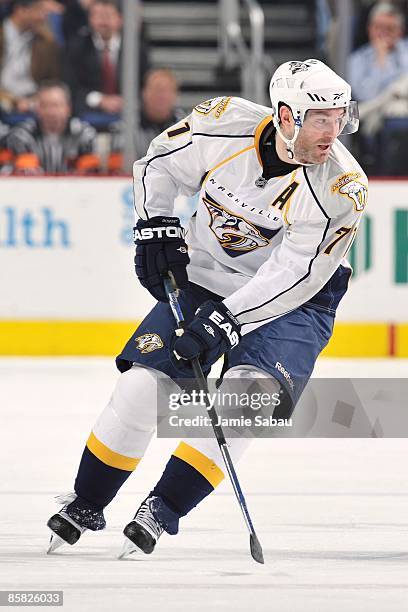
[47,59,367,556]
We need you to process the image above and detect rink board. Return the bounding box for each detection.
[0,320,407,357]
[1,176,407,356]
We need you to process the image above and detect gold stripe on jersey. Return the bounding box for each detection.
[203,144,255,184]
[86,431,141,471]
[254,116,274,166]
[172,441,224,487]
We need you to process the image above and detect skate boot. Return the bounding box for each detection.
[47,493,106,553]
[119,495,179,559]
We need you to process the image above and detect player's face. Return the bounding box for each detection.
[294,109,346,164]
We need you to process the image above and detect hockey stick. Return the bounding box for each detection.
[163,275,264,564]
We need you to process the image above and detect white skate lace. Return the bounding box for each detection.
[135,498,164,541]
[51,492,86,533]
[53,491,105,531]
[54,492,77,505]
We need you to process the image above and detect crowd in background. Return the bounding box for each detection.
[348,1,408,174]
[0,0,407,175]
[0,0,183,174]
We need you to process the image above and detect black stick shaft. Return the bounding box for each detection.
[162,276,264,564]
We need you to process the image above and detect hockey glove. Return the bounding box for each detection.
[134,216,190,302]
[173,300,241,366]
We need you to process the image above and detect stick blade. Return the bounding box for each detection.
[250,533,264,564]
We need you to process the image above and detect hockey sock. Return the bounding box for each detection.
[150,441,225,516]
[74,436,140,508]
[74,365,171,509]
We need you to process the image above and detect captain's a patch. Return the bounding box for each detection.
[135,333,164,354]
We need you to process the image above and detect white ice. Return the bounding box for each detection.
[1,357,408,612]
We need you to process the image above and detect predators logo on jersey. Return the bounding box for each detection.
[331,172,368,212]
[135,333,164,354]
[339,181,368,212]
[202,192,280,258]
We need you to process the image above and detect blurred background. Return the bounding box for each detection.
[0,0,407,360]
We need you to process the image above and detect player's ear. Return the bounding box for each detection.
[279,105,292,127]
[278,105,294,138]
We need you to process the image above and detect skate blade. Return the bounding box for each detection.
[47,533,66,554]
[118,536,140,559]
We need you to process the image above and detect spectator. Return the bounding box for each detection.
[348,2,408,174]
[353,1,408,50]
[108,68,186,173]
[0,1,12,21]
[62,0,94,47]
[348,2,408,102]
[65,0,148,118]
[6,80,101,173]
[0,0,60,113]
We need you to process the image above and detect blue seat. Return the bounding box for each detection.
[378,117,408,176]
[79,112,121,131]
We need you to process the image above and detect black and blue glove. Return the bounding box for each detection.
[134,216,189,302]
[174,300,241,366]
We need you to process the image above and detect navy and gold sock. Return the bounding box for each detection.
[74,432,141,509]
[151,441,224,516]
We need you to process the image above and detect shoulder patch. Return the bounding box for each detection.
[194,97,231,119]
[338,180,368,212]
[331,172,361,193]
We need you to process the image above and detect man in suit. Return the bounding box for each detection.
[65,0,148,117]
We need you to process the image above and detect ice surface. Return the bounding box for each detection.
[1,358,408,612]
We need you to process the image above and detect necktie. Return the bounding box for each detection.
[101,42,117,95]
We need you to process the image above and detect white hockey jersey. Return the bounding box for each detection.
[133,96,368,334]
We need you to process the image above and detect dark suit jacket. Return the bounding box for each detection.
[64,26,149,116]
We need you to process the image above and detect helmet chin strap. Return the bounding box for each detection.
[273,118,314,167]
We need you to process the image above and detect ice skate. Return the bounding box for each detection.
[119,496,179,559]
[47,493,106,553]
